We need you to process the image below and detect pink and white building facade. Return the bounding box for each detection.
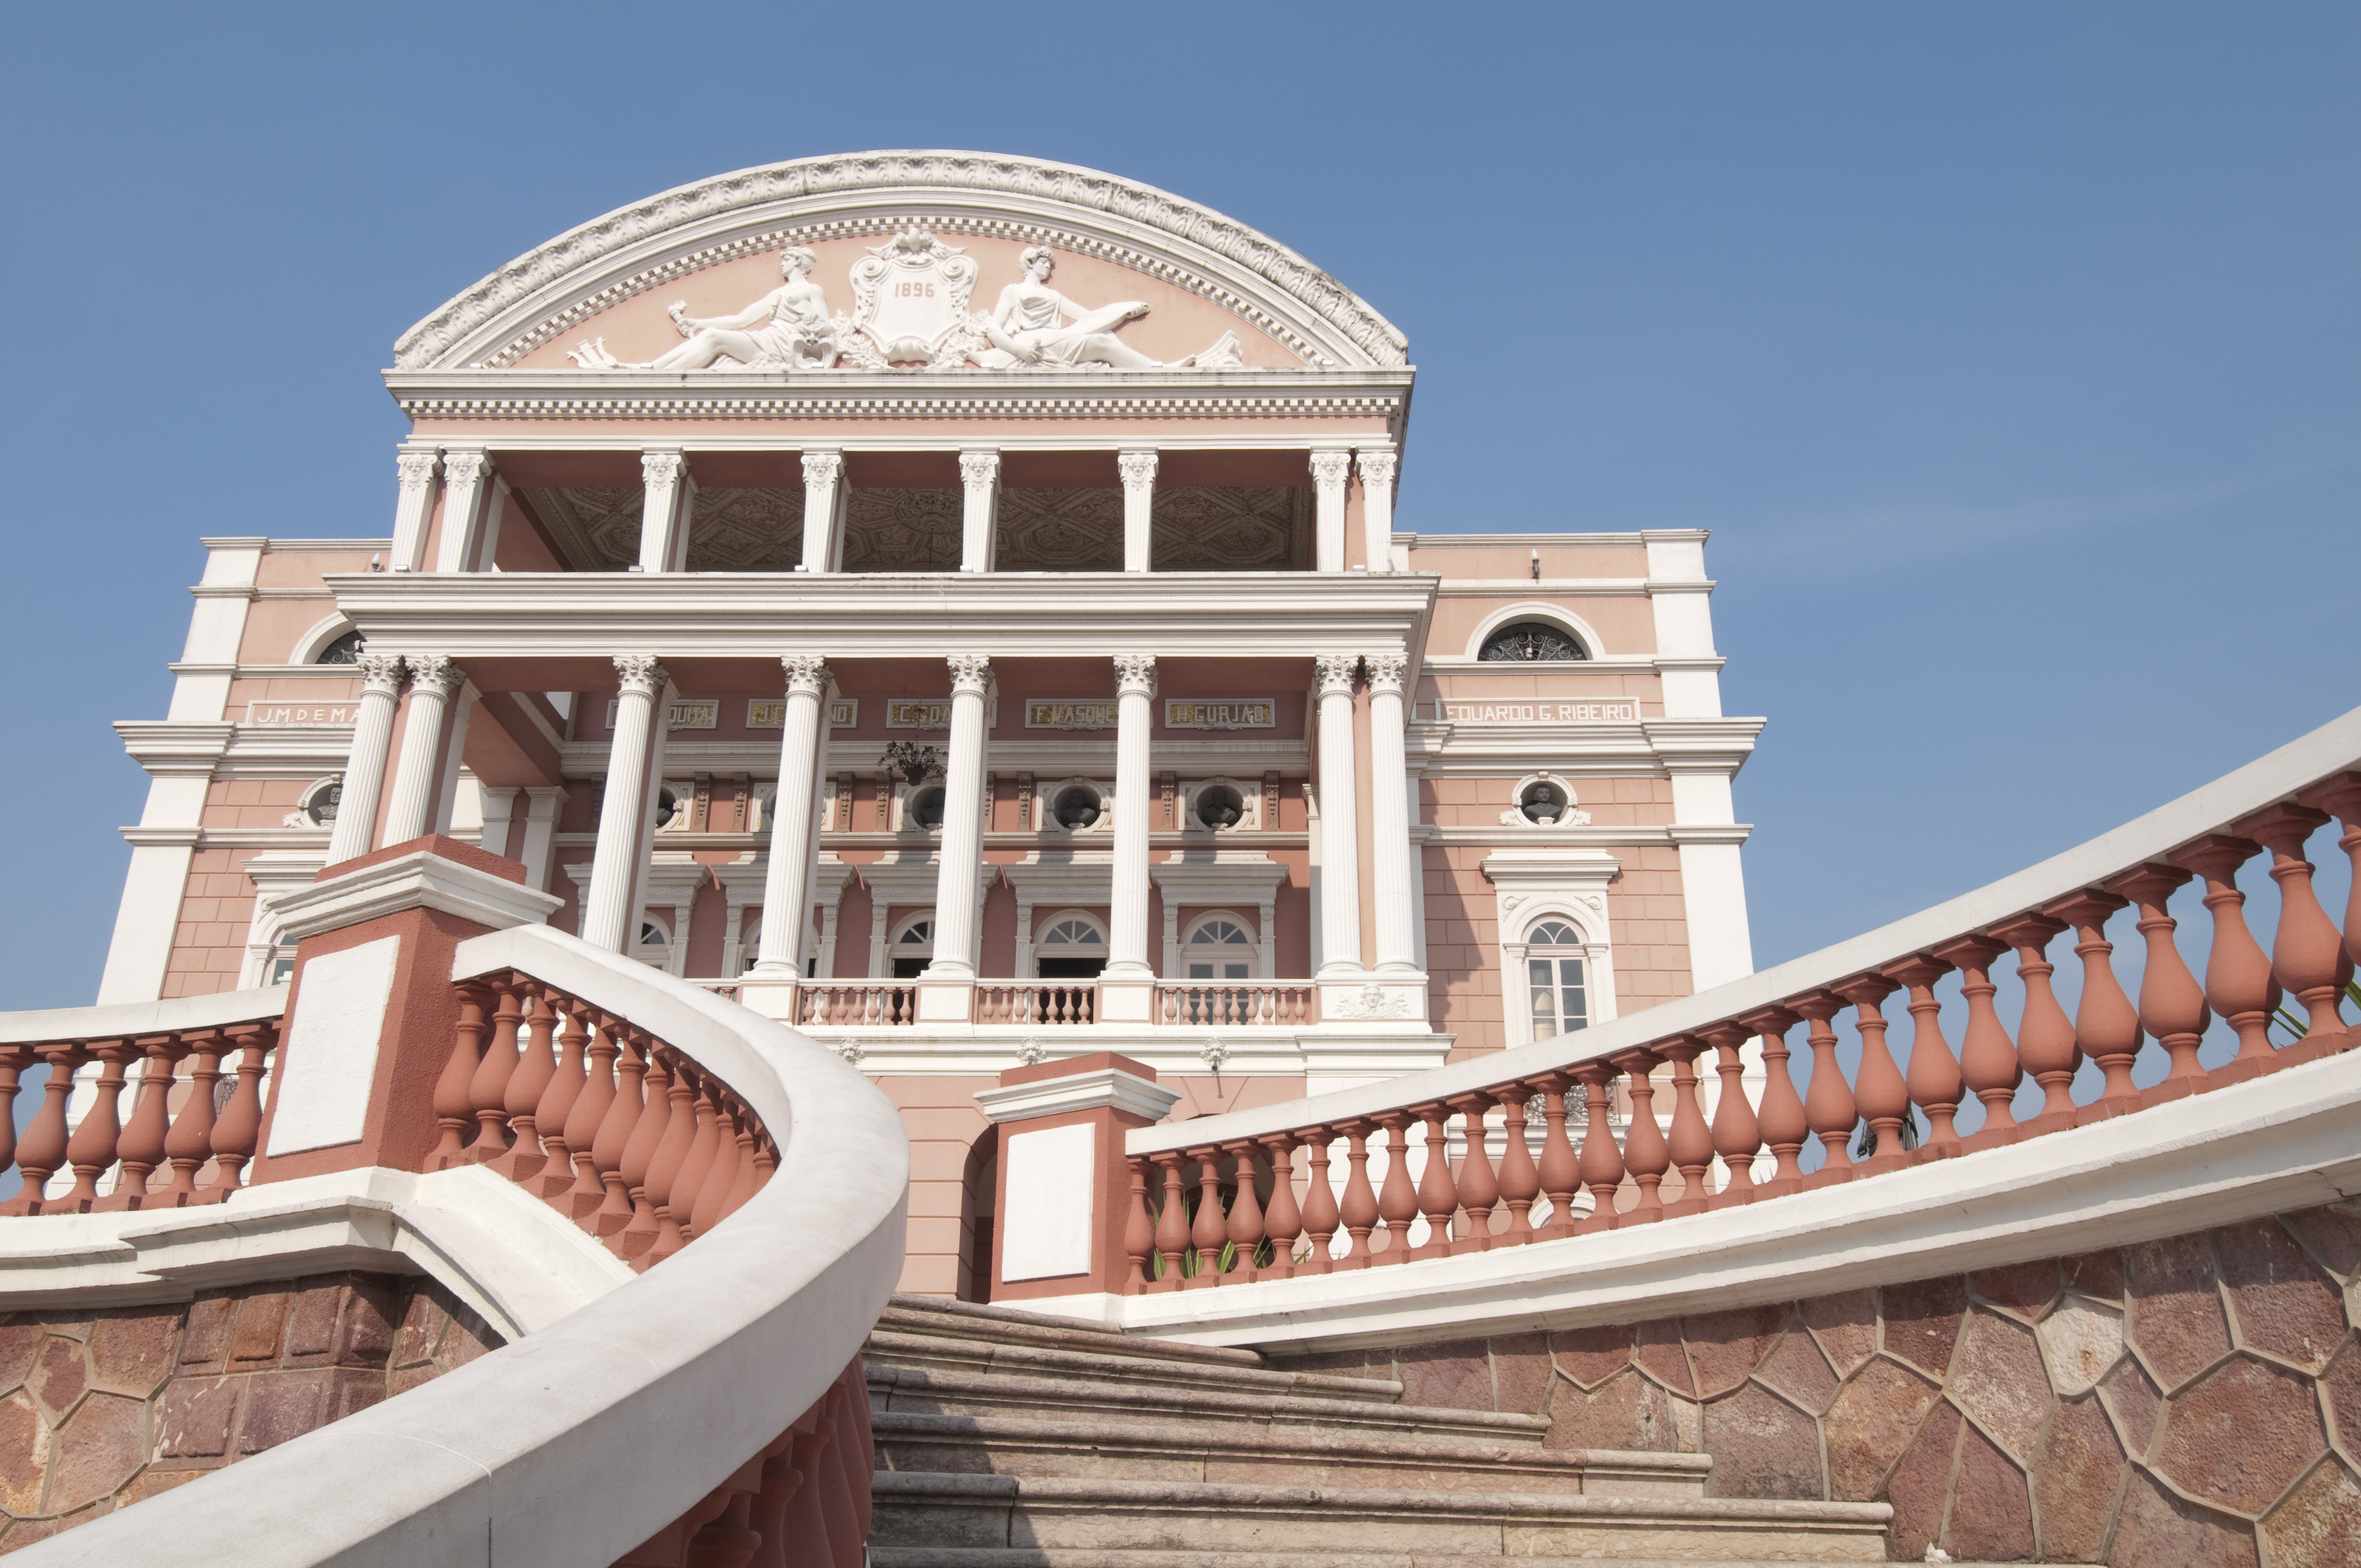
[98,152,1762,1298]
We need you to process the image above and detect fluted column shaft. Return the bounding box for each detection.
[326,654,406,864]
[583,656,668,952]
[637,451,691,573]
[925,656,991,980]
[799,451,842,573]
[382,656,461,845]
[388,447,439,573]
[1358,449,1397,573]
[1311,451,1352,572]
[1119,451,1158,572]
[1106,655,1158,980]
[959,451,999,573]
[753,658,830,975]
[1365,651,1417,976]
[1315,654,1364,978]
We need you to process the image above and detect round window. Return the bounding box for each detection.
[908,785,946,830]
[655,786,685,828]
[1520,780,1569,824]
[1194,783,1244,830]
[303,782,341,827]
[1053,786,1102,829]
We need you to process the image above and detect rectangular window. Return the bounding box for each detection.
[1529,955,1588,1042]
[1188,962,1212,979]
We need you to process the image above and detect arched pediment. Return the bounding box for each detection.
[395,151,1407,374]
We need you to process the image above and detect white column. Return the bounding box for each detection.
[1645,529,1723,719]
[922,655,990,980]
[637,451,693,574]
[518,786,565,890]
[582,656,667,952]
[1313,654,1363,977]
[1365,651,1418,976]
[1104,654,1158,981]
[432,449,492,572]
[477,784,519,858]
[325,654,406,864]
[1310,450,1352,572]
[430,685,477,834]
[799,451,843,572]
[750,656,830,976]
[1357,448,1398,573]
[1118,451,1158,572]
[388,447,439,573]
[381,656,460,846]
[959,451,999,573]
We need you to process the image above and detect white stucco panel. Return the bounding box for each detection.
[265,936,399,1155]
[999,1121,1096,1283]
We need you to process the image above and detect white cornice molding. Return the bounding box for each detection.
[974,1066,1182,1126]
[271,849,562,942]
[392,151,1409,374]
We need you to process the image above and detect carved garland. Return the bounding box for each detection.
[389,389,1405,424]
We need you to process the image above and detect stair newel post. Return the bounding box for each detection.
[1702,1023,1760,1205]
[106,1036,178,1210]
[160,1032,223,1203]
[2048,893,2140,1110]
[1412,1104,1458,1260]
[1258,1135,1302,1279]
[1794,992,1857,1180]
[2245,805,2349,1056]
[1444,1093,1497,1253]
[1613,1051,1668,1222]
[2106,866,2211,1089]
[1990,917,2079,1125]
[1884,955,1964,1153]
[1573,1064,1624,1230]
[1222,1140,1266,1280]
[1298,1129,1339,1274]
[1371,1112,1420,1263]
[533,997,592,1198]
[8,1044,82,1214]
[1532,1075,1581,1239]
[1933,936,2023,1138]
[63,1039,137,1210]
[575,1015,628,1218]
[1491,1085,1539,1243]
[1336,1121,1379,1268]
[1741,1007,1806,1194]
[1122,1157,1155,1293]
[1656,1037,1716,1215]
[468,976,525,1158]
[434,983,491,1164]
[1187,1146,1227,1285]
[2173,837,2279,1074]
[495,984,557,1179]
[205,1024,273,1197]
[1152,1154,1190,1289]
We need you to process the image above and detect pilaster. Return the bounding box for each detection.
[959,450,1001,573]
[1310,450,1352,572]
[1118,451,1158,573]
[1356,448,1398,573]
[799,450,844,572]
[387,446,439,573]
[636,451,693,574]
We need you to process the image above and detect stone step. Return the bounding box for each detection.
[876,1553,2089,1568]
[870,1365,1550,1447]
[866,1329,1402,1405]
[879,1295,1268,1370]
[874,1410,1712,1498]
[870,1474,1895,1562]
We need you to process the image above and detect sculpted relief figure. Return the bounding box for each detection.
[569,248,839,371]
[973,247,1161,370]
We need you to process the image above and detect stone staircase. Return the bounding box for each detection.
[864,1295,1918,1566]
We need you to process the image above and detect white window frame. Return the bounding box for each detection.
[1031,907,1108,978]
[1179,909,1261,980]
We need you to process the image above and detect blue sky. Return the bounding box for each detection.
[0,2,2352,1006]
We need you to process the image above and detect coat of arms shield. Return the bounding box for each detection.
[845,232,981,369]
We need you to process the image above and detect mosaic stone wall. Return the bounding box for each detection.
[0,1270,501,1554]
[1265,1204,2361,1564]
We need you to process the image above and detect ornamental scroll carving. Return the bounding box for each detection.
[1327,984,1414,1020]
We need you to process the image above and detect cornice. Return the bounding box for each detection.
[394,151,1409,374]
[117,827,203,849]
[114,722,233,769]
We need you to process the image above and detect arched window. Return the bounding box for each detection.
[889,915,935,979]
[1480,622,1587,662]
[1182,915,1256,980]
[315,630,365,665]
[635,917,670,972]
[1036,914,1107,980]
[1526,919,1589,1041]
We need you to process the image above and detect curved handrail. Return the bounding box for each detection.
[0,986,285,1046]
[17,923,909,1567]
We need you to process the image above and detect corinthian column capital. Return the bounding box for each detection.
[1309,450,1354,489]
[355,653,406,696]
[959,451,1000,490]
[1117,450,1159,490]
[801,451,842,487]
[1363,650,1409,694]
[405,655,462,697]
[1314,653,1361,696]
[780,654,832,696]
[613,654,668,696]
[1356,449,1398,491]
[1113,653,1157,696]
[395,451,439,492]
[946,653,992,696]
[440,449,492,487]
[641,451,686,487]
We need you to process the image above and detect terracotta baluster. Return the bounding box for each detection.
[494,987,557,1180]
[1413,1104,1457,1259]
[161,1032,223,1202]
[1187,1147,1227,1284]
[1445,1093,1497,1251]
[533,1001,591,1199]
[102,1036,176,1211]
[1152,1154,1189,1288]
[0,1045,30,1194]
[1574,1064,1624,1229]
[2306,776,2361,982]
[777,1418,834,1567]
[1738,1009,1805,1194]
[634,1055,698,1260]
[466,978,524,1159]
[1656,1038,1716,1214]
[2174,837,2280,1073]
[10,1044,83,1213]
[2246,805,2349,1057]
[434,984,491,1163]
[1990,917,2078,1124]
[1884,956,1963,1152]
[568,1016,622,1215]
[1336,1122,1379,1268]
[1123,1158,1155,1292]
[1372,1112,1420,1262]
[1794,993,1857,1178]
[1259,1135,1301,1279]
[746,1428,801,1568]
[667,1068,727,1245]
[2107,867,2211,1090]
[719,1100,762,1223]
[1615,1052,1668,1221]
[595,1032,655,1237]
[1299,1131,1340,1274]
[63,1039,138,1211]
[2048,893,2139,1110]
[690,1093,746,1243]
[1703,1023,1760,1205]
[1830,976,1905,1166]
[1492,1087,1539,1243]
[752,1134,777,1195]
[1933,936,2023,1138]
[1222,1141,1266,1279]
[206,1026,272,1197]
[1532,1076,1581,1238]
